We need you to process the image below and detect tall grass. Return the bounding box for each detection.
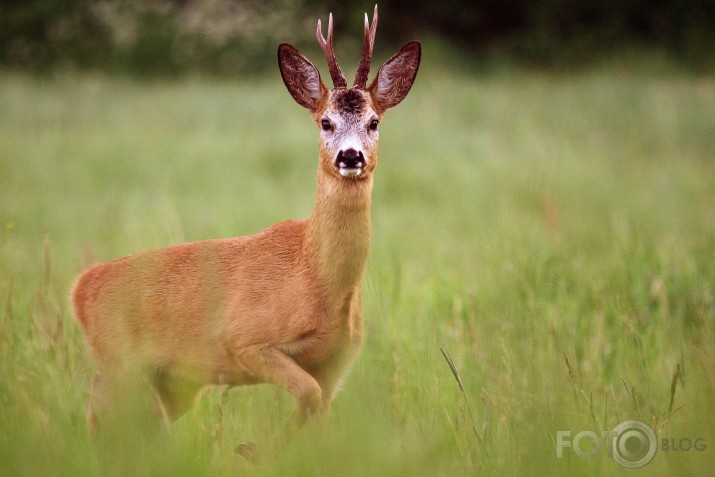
[0,61,713,476]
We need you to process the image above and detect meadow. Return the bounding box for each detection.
[0,56,714,476]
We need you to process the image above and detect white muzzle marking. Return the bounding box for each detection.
[338,166,363,177]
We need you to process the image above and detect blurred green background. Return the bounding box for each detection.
[1,1,714,476]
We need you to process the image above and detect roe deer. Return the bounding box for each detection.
[71,4,420,445]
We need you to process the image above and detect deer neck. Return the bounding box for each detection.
[304,169,373,297]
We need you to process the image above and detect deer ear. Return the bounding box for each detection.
[368,41,421,114]
[278,43,329,111]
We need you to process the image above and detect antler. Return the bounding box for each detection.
[353,5,378,89]
[316,13,347,88]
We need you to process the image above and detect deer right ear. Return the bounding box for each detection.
[278,43,328,112]
[368,41,421,114]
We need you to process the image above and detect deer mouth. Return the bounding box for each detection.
[335,149,366,178]
[338,166,363,177]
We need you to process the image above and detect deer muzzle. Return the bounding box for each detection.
[335,148,366,177]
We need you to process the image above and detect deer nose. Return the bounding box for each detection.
[335,148,366,170]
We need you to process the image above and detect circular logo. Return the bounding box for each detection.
[611,420,657,468]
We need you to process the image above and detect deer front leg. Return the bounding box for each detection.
[238,346,323,424]
[234,346,323,463]
[311,347,362,415]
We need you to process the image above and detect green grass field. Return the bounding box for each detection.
[1,60,714,476]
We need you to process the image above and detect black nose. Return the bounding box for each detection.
[335,149,366,169]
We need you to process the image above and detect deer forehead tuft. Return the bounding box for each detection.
[332,88,369,115]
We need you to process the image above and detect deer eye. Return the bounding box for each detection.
[369,119,379,131]
[321,119,332,131]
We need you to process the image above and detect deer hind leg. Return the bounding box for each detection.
[87,372,107,436]
[86,370,155,434]
[151,368,203,422]
[86,367,199,437]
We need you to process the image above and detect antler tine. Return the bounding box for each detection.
[316,13,347,88]
[354,4,378,89]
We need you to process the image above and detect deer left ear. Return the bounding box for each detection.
[278,43,329,112]
[368,41,421,114]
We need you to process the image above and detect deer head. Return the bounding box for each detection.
[278,5,420,181]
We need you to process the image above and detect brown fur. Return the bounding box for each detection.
[72,10,420,442]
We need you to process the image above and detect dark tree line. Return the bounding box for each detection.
[1,0,713,74]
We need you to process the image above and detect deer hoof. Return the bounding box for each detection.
[235,441,259,464]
